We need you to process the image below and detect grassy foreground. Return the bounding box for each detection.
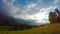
[0,23,60,34]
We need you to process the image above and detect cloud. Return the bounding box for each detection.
[24,3,38,15]
[2,0,53,25]
[24,3,37,11]
[10,0,15,2]
[53,0,60,6]
[40,5,51,13]
[54,0,59,4]
[3,0,27,17]
[24,2,51,15]
[3,0,51,18]
[3,0,7,3]
[3,0,50,17]
[54,5,58,9]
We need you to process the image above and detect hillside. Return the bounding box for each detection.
[0,23,60,34]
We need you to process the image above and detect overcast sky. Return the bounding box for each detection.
[0,0,60,25]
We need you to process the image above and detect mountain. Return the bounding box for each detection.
[0,14,18,26]
[0,7,16,26]
[0,7,48,26]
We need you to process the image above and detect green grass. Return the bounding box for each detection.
[0,23,60,34]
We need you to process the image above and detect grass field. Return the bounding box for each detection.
[0,23,60,34]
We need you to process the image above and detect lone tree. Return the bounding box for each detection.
[49,8,60,24]
[49,12,56,24]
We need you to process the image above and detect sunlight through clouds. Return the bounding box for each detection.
[2,0,59,25]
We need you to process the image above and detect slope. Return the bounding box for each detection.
[0,23,60,34]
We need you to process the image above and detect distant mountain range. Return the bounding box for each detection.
[0,14,42,26]
[0,7,17,26]
[0,7,40,26]
[0,14,17,26]
[0,7,48,26]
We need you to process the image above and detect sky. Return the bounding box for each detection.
[0,0,60,25]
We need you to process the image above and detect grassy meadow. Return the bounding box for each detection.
[0,23,60,34]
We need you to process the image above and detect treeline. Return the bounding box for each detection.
[0,24,38,31]
[11,24,37,31]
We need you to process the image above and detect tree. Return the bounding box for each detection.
[49,8,60,24]
[49,12,56,24]
[55,8,60,23]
